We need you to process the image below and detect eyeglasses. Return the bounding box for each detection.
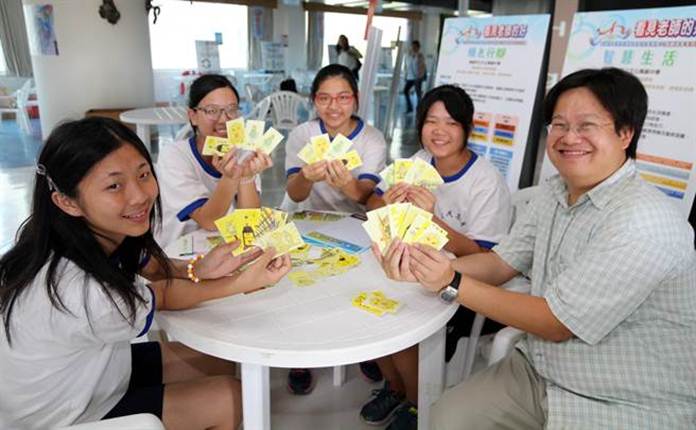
[195,104,240,119]
[314,92,354,107]
[546,121,614,138]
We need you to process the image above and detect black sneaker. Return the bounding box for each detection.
[386,402,418,430]
[360,382,404,425]
[287,368,315,395]
[359,360,383,383]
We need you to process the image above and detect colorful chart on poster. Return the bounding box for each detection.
[434,14,550,191]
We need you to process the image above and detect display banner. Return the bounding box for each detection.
[434,14,550,191]
[543,6,696,215]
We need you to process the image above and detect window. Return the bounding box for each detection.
[0,41,6,75]
[322,12,408,68]
[149,0,248,70]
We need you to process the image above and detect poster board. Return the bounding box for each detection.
[195,40,220,73]
[541,6,696,215]
[434,14,551,191]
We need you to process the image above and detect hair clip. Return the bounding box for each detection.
[36,163,59,192]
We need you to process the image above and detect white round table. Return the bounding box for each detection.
[160,221,457,430]
[119,106,188,153]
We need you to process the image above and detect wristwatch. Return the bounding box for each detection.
[439,270,461,303]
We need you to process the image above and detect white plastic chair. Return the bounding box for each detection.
[244,83,263,104]
[58,413,164,429]
[0,79,35,134]
[445,185,539,386]
[246,96,271,122]
[267,91,309,131]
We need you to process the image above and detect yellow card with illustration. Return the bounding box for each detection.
[259,127,284,154]
[310,133,331,159]
[202,136,232,156]
[244,120,266,150]
[336,149,363,170]
[225,118,246,147]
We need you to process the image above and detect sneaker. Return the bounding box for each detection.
[359,360,383,383]
[386,402,418,430]
[287,369,315,395]
[360,382,404,425]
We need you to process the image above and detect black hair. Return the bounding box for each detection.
[416,85,475,148]
[188,74,240,109]
[411,40,421,48]
[543,67,647,158]
[0,117,171,344]
[336,35,349,54]
[310,64,359,110]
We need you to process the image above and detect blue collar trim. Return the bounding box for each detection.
[319,116,364,140]
[189,137,221,178]
[432,151,478,183]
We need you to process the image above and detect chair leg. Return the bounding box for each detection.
[462,313,486,379]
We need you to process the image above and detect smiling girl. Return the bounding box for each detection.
[157,74,273,247]
[361,85,512,429]
[0,117,291,429]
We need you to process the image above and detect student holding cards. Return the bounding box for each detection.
[0,117,292,429]
[284,64,387,394]
[360,85,512,429]
[156,74,273,247]
[285,64,387,214]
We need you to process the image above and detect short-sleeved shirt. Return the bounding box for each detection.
[0,259,155,429]
[494,160,696,428]
[285,118,386,214]
[156,137,261,247]
[375,149,512,249]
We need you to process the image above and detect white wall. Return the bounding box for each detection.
[23,0,154,138]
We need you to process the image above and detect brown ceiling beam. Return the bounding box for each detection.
[303,2,422,21]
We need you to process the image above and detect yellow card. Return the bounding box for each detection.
[415,221,449,250]
[337,149,363,170]
[367,291,401,314]
[288,271,316,287]
[393,159,414,183]
[402,213,432,244]
[202,136,231,156]
[298,143,318,164]
[399,204,433,239]
[310,133,331,159]
[379,164,395,187]
[387,203,409,240]
[213,213,239,244]
[352,292,386,316]
[403,158,428,184]
[206,235,225,248]
[326,133,353,158]
[258,127,284,154]
[255,222,305,256]
[245,119,266,150]
[417,162,444,190]
[225,118,246,147]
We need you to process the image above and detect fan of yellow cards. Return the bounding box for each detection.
[362,203,449,253]
[214,207,303,256]
[297,133,363,170]
[379,158,444,190]
[202,118,284,156]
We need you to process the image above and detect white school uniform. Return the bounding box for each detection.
[285,117,386,214]
[375,149,512,248]
[156,137,261,247]
[0,259,155,429]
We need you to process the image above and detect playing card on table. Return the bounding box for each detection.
[258,127,284,154]
[202,136,232,156]
[288,270,316,287]
[352,292,386,317]
[367,291,401,314]
[326,133,353,158]
[310,134,331,159]
[226,118,246,147]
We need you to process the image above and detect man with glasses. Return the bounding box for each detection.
[375,68,696,429]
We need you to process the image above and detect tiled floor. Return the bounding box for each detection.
[0,110,430,428]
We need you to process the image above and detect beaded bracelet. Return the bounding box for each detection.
[187,254,204,283]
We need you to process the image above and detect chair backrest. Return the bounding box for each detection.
[246,96,271,121]
[268,91,309,131]
[244,83,262,103]
[174,123,193,141]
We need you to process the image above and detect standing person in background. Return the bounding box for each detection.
[336,35,363,82]
[403,40,427,114]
